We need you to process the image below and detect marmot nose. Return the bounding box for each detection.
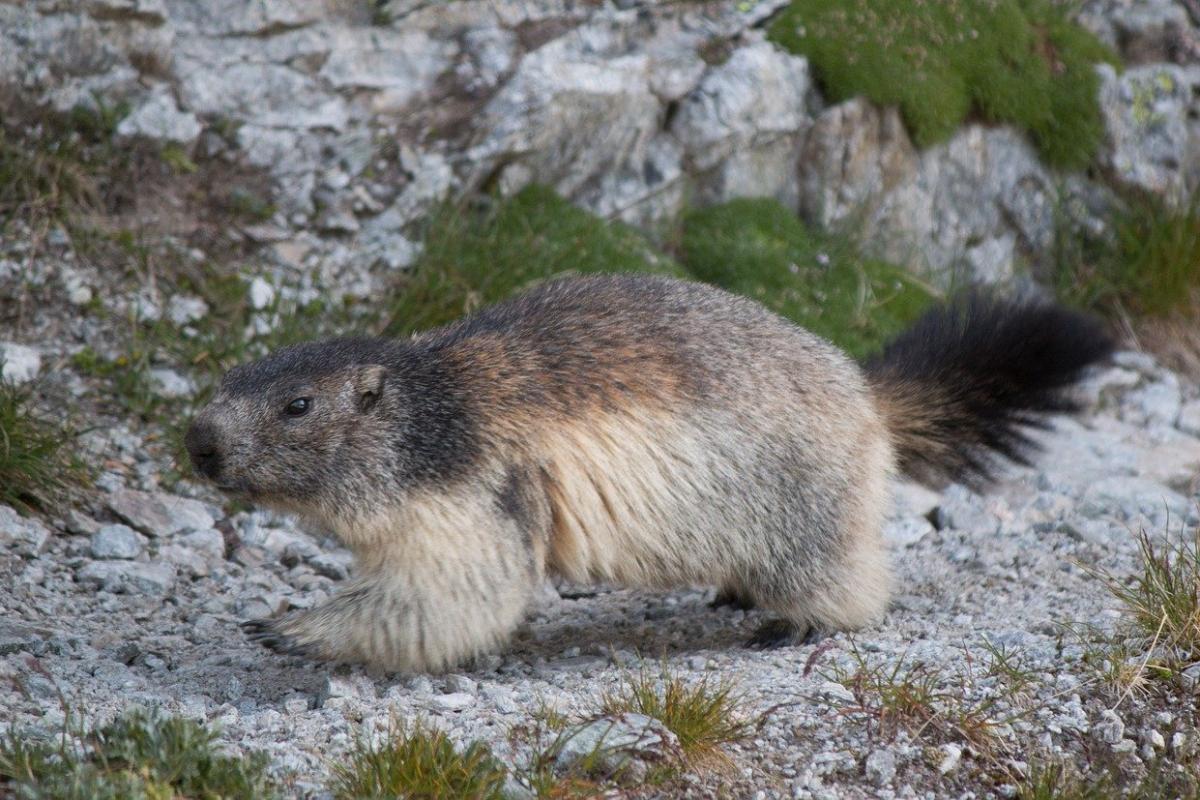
[184,420,223,480]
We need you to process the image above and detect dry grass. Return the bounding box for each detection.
[329,719,509,800]
[599,668,752,764]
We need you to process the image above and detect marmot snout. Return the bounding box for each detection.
[186,274,1113,672]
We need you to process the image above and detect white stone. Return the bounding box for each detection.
[0,342,41,383]
[90,524,145,560]
[167,295,209,326]
[149,368,196,399]
[249,277,275,311]
[117,86,202,146]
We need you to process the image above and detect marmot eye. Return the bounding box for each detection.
[285,397,312,417]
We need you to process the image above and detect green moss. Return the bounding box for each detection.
[0,709,276,800]
[1056,195,1200,317]
[768,0,1117,169]
[0,380,90,513]
[383,185,687,336]
[679,198,934,359]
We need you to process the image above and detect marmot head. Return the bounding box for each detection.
[184,338,410,518]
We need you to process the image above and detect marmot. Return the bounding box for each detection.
[184,274,1113,672]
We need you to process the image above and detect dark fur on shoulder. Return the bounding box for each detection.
[864,291,1115,488]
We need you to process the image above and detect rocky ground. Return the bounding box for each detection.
[3,0,1200,795]
[2,343,1199,797]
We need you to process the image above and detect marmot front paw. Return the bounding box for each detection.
[241,618,318,658]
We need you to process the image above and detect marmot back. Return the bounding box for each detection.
[185,274,1112,672]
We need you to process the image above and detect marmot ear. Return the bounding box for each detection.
[355,364,386,412]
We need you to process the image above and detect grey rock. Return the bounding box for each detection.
[158,544,211,577]
[798,99,916,231]
[1094,709,1125,744]
[319,28,455,113]
[148,368,196,399]
[1098,63,1200,207]
[897,127,1055,285]
[1077,476,1190,526]
[935,485,1001,534]
[444,674,478,695]
[554,713,680,772]
[180,527,226,560]
[0,620,59,656]
[0,505,52,556]
[471,15,676,227]
[77,561,175,595]
[479,685,520,713]
[90,524,145,560]
[1079,0,1199,64]
[166,294,209,326]
[108,489,215,537]
[1177,399,1200,437]
[1122,378,1182,427]
[672,41,813,209]
[938,743,962,774]
[884,516,934,548]
[117,86,202,145]
[864,749,897,786]
[425,692,475,712]
[0,342,41,384]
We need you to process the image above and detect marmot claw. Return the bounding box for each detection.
[242,618,315,658]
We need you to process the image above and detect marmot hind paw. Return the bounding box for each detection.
[745,618,824,649]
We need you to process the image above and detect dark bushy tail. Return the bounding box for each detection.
[864,292,1115,488]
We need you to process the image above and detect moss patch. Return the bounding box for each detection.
[768,0,1117,169]
[383,185,687,337]
[679,198,935,359]
[0,709,276,800]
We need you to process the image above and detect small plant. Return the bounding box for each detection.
[0,708,276,799]
[329,719,509,800]
[979,636,1039,697]
[1019,757,1200,800]
[1057,194,1200,319]
[1093,527,1200,683]
[384,185,686,337]
[599,668,752,762]
[679,198,934,359]
[0,379,89,512]
[826,642,1011,752]
[768,0,1117,168]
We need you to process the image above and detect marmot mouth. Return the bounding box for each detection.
[214,481,254,497]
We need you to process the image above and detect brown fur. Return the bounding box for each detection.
[186,275,1109,672]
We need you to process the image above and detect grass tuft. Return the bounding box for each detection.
[330,719,509,800]
[1019,757,1200,800]
[599,669,752,762]
[1093,527,1200,685]
[768,0,1117,168]
[0,708,275,800]
[0,380,89,512]
[1057,195,1200,319]
[827,642,1012,753]
[679,198,935,359]
[383,185,686,337]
